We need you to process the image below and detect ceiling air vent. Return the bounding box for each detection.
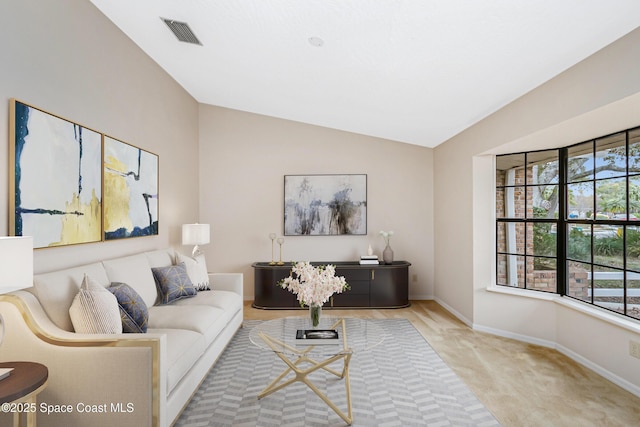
[161,18,202,45]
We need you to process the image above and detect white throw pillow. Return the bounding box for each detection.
[176,252,210,291]
[69,274,123,334]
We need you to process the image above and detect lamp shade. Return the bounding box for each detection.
[0,236,33,294]
[182,224,210,246]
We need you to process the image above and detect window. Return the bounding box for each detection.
[496,151,559,292]
[496,126,640,321]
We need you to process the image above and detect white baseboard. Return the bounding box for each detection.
[555,343,640,398]
[472,324,556,348]
[433,297,473,327]
[471,323,640,399]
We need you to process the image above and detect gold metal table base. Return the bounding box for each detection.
[257,319,353,425]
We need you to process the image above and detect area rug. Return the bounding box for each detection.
[174,319,501,427]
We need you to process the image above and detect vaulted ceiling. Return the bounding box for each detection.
[90,0,640,148]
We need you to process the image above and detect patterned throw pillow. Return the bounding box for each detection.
[107,282,149,333]
[176,252,210,291]
[69,274,122,334]
[151,262,197,304]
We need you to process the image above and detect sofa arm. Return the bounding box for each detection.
[208,273,243,298]
[0,292,167,427]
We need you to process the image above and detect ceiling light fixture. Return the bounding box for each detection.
[308,36,324,47]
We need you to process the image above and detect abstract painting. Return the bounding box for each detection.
[103,136,158,240]
[284,174,367,236]
[10,100,102,248]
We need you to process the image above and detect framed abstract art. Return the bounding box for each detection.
[284,174,367,236]
[103,136,159,240]
[9,99,160,247]
[10,100,103,248]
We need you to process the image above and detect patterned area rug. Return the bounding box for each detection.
[175,319,501,426]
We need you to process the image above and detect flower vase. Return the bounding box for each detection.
[383,244,394,264]
[309,304,322,328]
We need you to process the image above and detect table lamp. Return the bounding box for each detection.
[182,223,210,257]
[0,236,33,351]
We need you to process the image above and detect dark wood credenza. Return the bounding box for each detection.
[251,261,411,309]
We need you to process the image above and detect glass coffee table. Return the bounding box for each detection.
[249,317,385,425]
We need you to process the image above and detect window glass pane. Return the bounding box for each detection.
[496,187,505,218]
[497,254,508,285]
[596,177,625,218]
[567,261,591,303]
[628,129,640,172]
[497,254,524,288]
[568,182,593,219]
[627,273,640,320]
[499,186,525,218]
[497,222,525,254]
[507,254,522,287]
[531,222,556,257]
[528,258,556,293]
[592,266,624,313]
[568,224,591,263]
[593,225,623,269]
[628,175,640,217]
[497,222,507,253]
[496,154,524,186]
[528,185,559,218]
[595,132,626,179]
[568,141,594,183]
[626,227,640,271]
[527,150,559,185]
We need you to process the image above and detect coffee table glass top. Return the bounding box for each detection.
[249,316,385,356]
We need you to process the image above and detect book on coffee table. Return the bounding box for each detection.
[295,329,340,344]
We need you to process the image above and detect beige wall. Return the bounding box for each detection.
[198,105,434,300]
[434,27,640,392]
[0,0,199,273]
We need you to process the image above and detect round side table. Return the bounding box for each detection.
[0,362,48,427]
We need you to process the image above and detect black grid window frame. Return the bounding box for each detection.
[495,151,560,292]
[496,125,640,322]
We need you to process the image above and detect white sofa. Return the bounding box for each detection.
[0,248,243,427]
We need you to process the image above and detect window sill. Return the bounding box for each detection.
[486,284,556,301]
[486,285,640,334]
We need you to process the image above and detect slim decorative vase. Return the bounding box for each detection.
[383,244,394,264]
[309,304,322,328]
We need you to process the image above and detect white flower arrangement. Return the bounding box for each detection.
[379,230,394,245]
[278,261,349,307]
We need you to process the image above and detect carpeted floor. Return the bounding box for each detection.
[175,319,501,426]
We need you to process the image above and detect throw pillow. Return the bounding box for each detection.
[176,252,210,291]
[69,274,122,334]
[107,282,149,333]
[151,262,197,304]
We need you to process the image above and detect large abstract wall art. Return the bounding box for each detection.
[10,100,102,248]
[103,136,159,240]
[284,174,367,236]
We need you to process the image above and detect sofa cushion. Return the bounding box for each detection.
[152,263,197,304]
[176,252,210,291]
[107,283,149,333]
[145,248,175,268]
[147,328,206,395]
[33,262,110,331]
[102,254,158,307]
[69,275,122,334]
[147,305,227,346]
[174,290,242,311]
[173,291,242,325]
